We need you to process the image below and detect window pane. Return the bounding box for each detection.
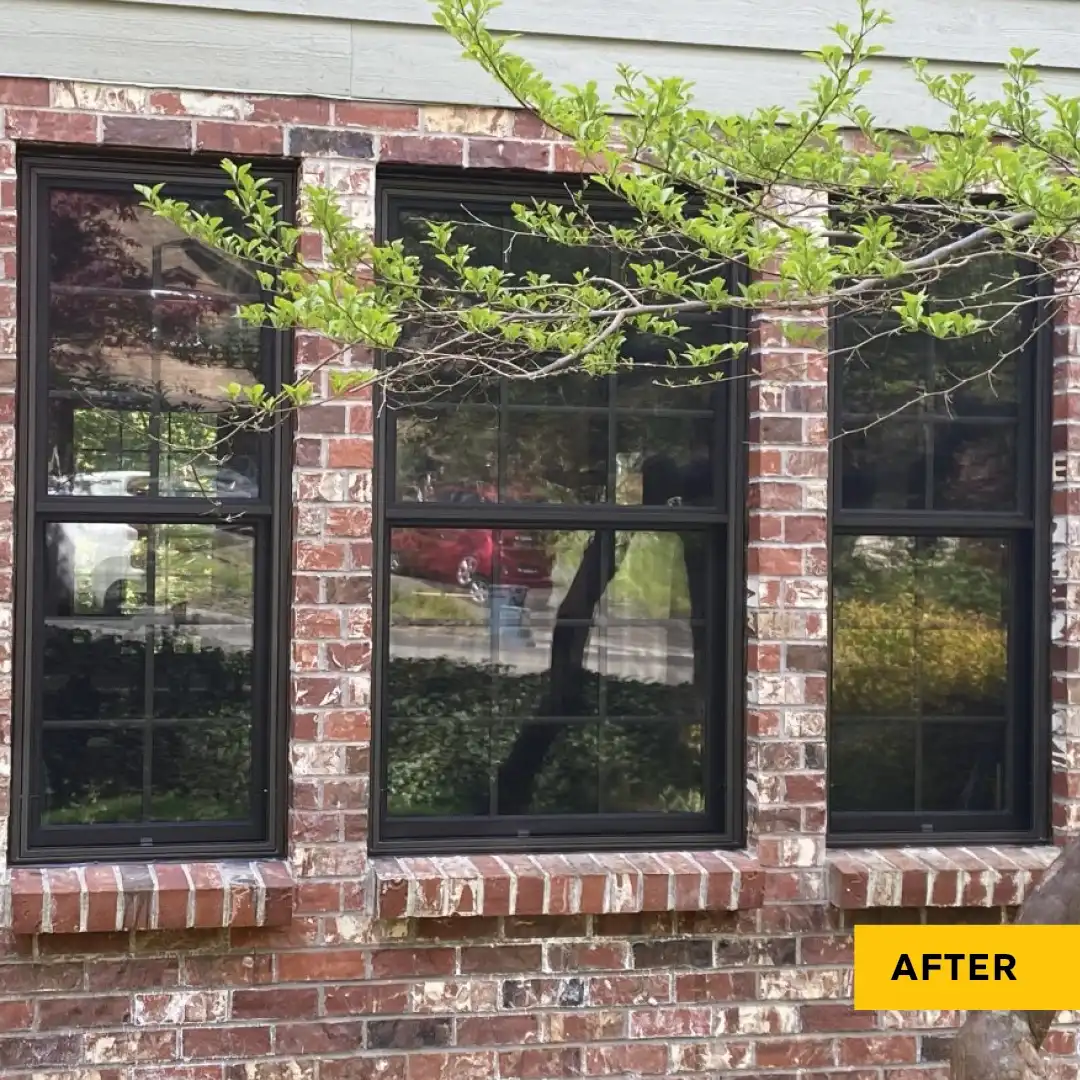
[617,322,727,412]
[506,371,607,407]
[40,726,145,825]
[931,423,1018,511]
[921,721,1007,812]
[830,719,916,814]
[503,411,608,504]
[839,422,927,510]
[151,721,252,821]
[600,720,703,813]
[928,336,1019,417]
[46,185,267,499]
[393,406,497,503]
[836,333,930,416]
[386,527,712,820]
[616,414,714,506]
[39,521,256,827]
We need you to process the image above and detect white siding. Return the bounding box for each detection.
[1,0,1079,127]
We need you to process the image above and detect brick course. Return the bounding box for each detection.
[0,75,1067,1079]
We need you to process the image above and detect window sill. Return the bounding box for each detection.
[8,860,294,935]
[827,846,1060,909]
[370,851,763,919]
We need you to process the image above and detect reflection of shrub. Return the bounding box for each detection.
[386,657,703,817]
[832,597,1006,716]
[41,627,253,824]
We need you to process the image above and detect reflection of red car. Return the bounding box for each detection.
[390,485,553,603]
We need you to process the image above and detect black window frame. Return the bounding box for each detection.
[11,151,295,865]
[827,264,1052,845]
[369,168,747,855]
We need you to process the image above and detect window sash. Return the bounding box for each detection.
[827,284,1051,844]
[371,172,746,852]
[11,154,293,863]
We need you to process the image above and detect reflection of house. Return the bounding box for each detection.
[0,4,1072,1078]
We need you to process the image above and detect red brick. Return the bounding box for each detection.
[277,950,368,982]
[276,1021,366,1055]
[38,994,131,1030]
[370,948,455,979]
[102,116,191,149]
[7,109,97,142]
[327,437,373,468]
[839,1036,920,1066]
[251,96,331,123]
[0,1035,82,1070]
[10,869,44,934]
[337,102,420,129]
[460,945,542,974]
[155,863,191,930]
[756,1039,836,1068]
[407,1052,499,1080]
[0,1001,32,1030]
[500,1048,582,1079]
[380,135,463,166]
[195,121,284,154]
[583,1044,668,1076]
[184,1026,273,1059]
[456,1015,540,1046]
[88,957,179,992]
[232,988,320,1020]
[0,77,49,105]
[468,139,550,170]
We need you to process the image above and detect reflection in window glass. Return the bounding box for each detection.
[46,186,264,499]
[40,522,255,827]
[830,535,1011,816]
[388,201,726,512]
[380,181,737,848]
[836,256,1025,515]
[19,159,288,859]
[386,527,709,819]
[831,253,1042,839]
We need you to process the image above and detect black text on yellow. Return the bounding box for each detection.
[889,953,1017,981]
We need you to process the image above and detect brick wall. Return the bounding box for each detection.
[0,76,1072,1080]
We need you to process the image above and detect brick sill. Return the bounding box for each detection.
[827,845,1060,909]
[8,860,294,935]
[370,851,763,919]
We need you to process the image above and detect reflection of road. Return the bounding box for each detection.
[389,624,695,685]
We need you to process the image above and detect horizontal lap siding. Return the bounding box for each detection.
[2,0,1080,128]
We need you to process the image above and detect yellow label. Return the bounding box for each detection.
[854,925,1080,1010]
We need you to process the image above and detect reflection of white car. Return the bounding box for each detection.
[49,520,142,611]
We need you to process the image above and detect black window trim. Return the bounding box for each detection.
[11,150,295,865]
[369,167,748,856]
[826,267,1053,846]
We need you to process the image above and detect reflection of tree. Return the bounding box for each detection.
[496,457,711,816]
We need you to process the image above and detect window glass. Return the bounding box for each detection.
[46,187,264,500]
